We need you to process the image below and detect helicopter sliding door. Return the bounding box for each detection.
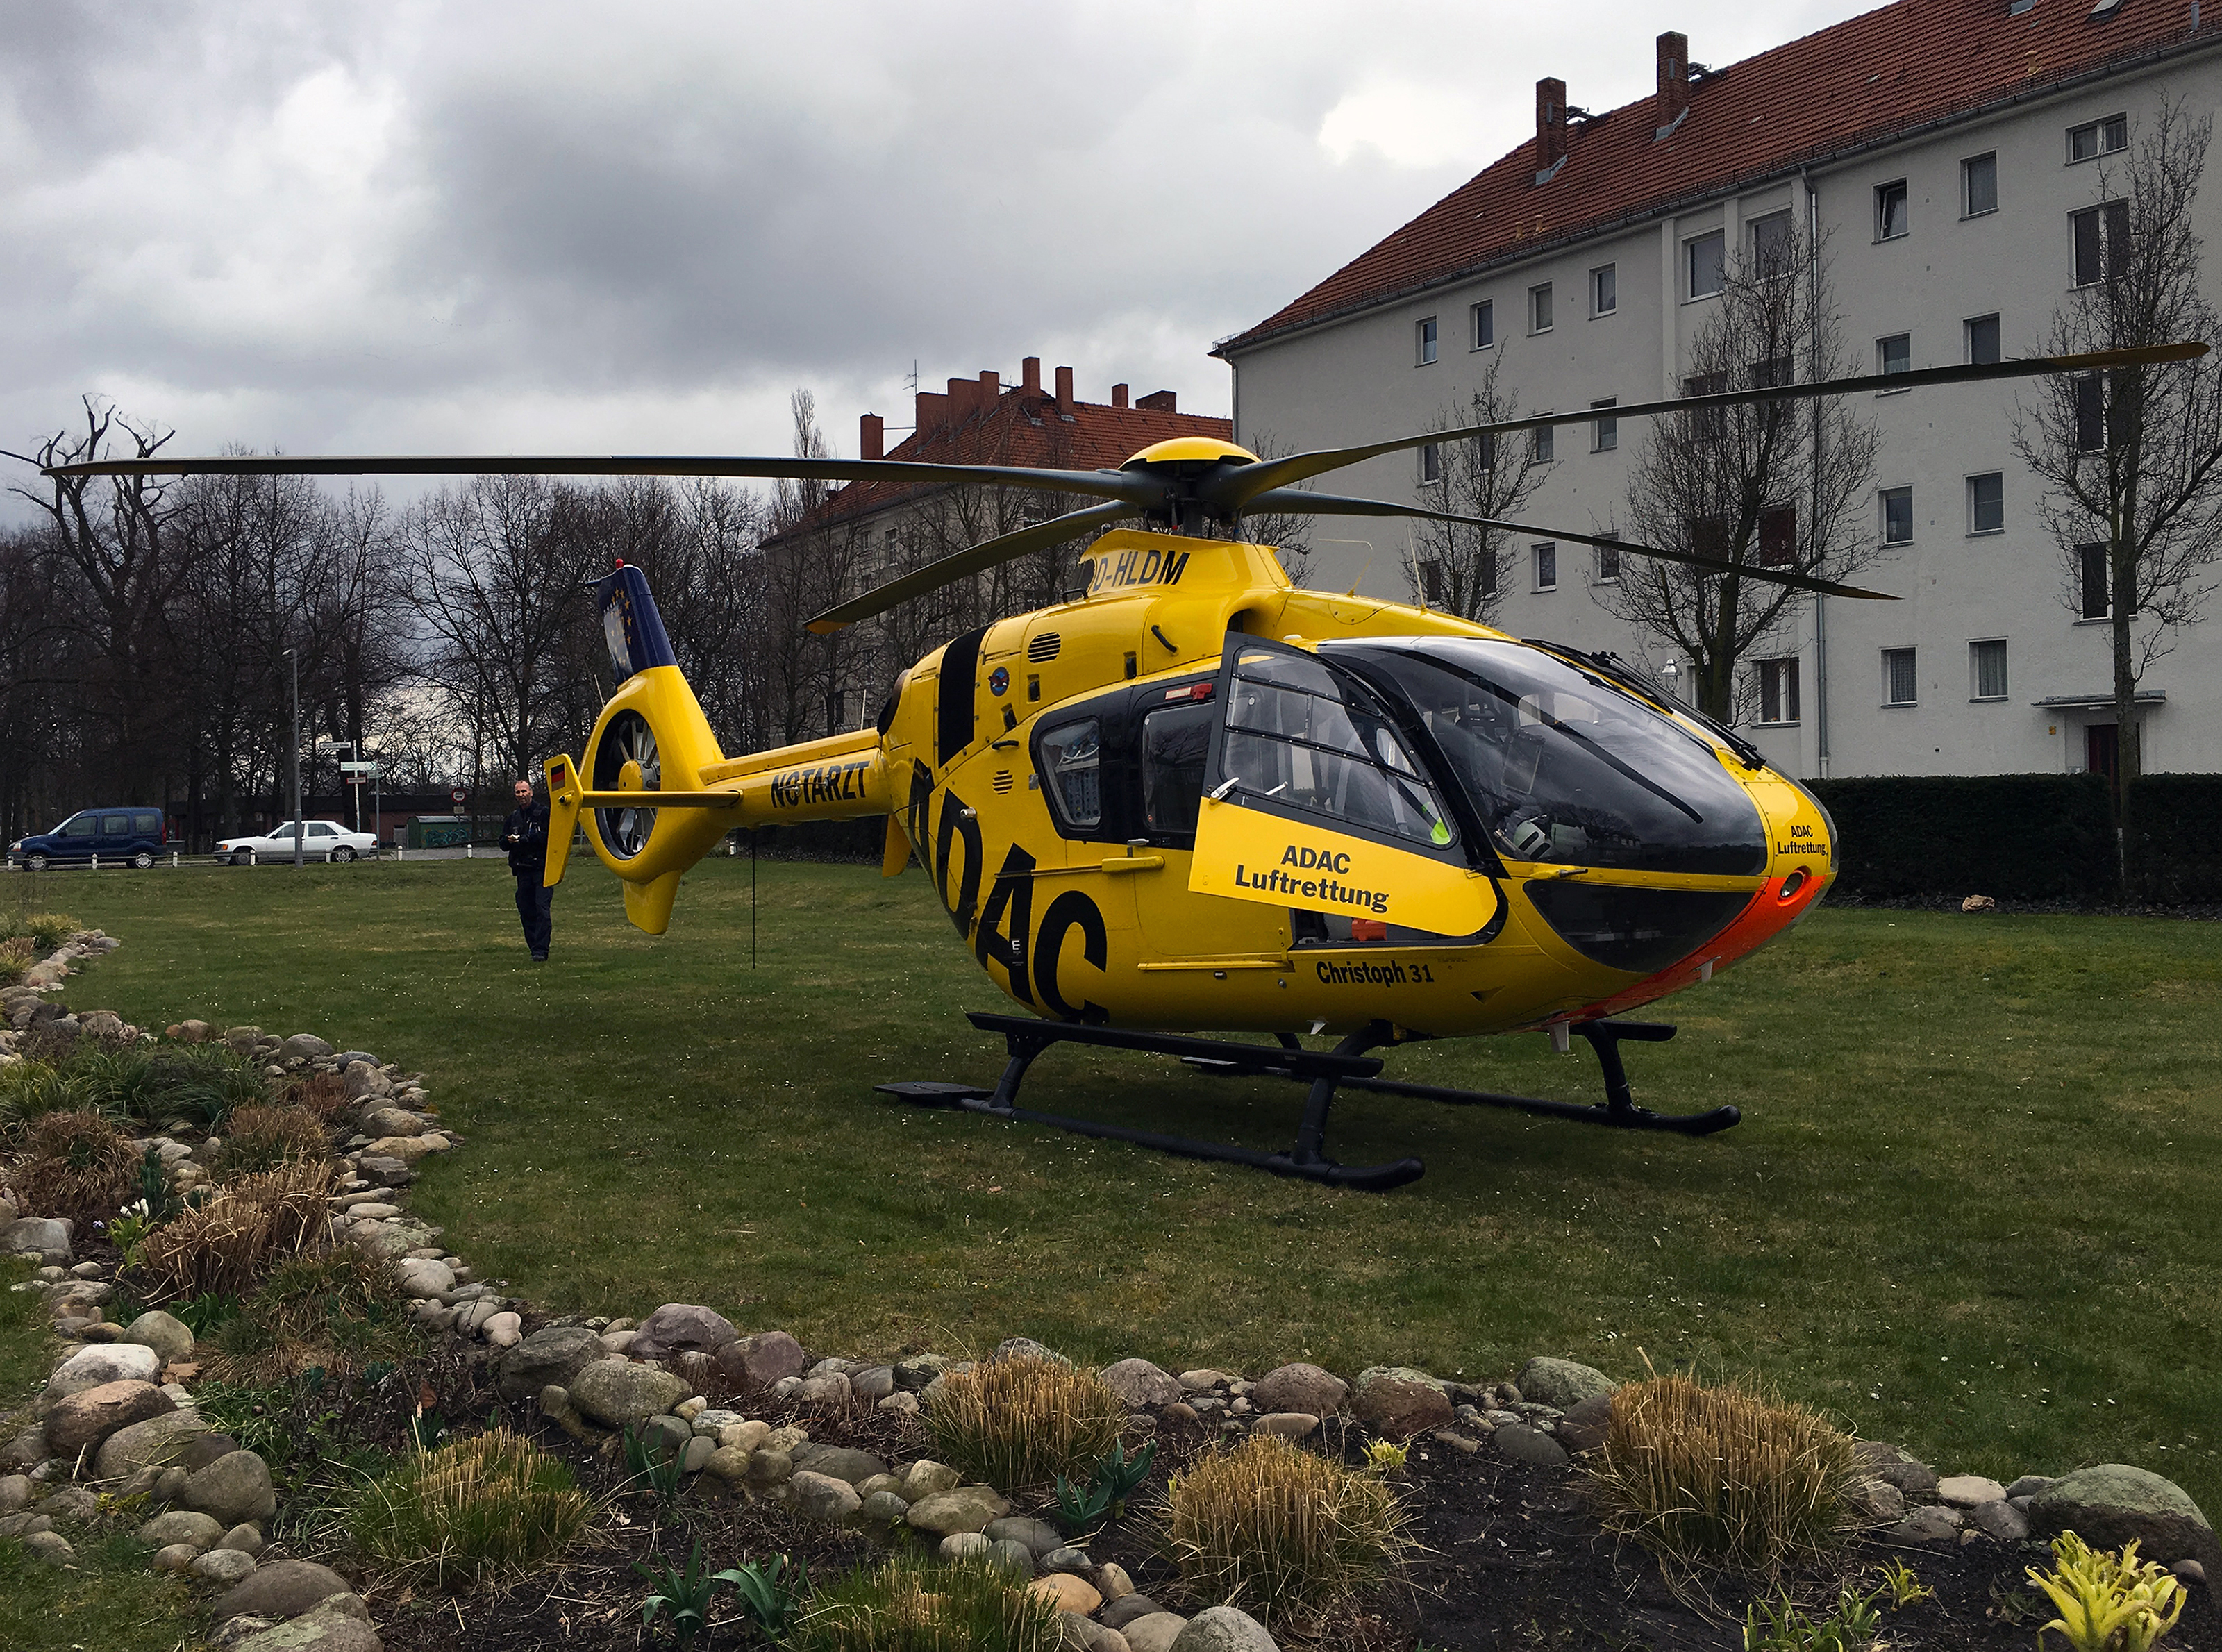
[1189,639,1498,940]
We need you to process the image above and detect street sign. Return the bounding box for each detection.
[340,761,380,775]
[345,776,369,786]
[451,787,467,806]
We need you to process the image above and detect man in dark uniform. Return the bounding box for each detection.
[504,776,552,960]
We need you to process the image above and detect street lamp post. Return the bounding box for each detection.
[285,649,303,869]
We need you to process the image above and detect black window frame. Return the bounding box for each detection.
[1875,178,1910,242]
[1882,486,1914,546]
[1968,472,2005,535]
[1962,152,1998,217]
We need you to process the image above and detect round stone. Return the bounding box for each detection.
[190,1547,258,1583]
[1030,1572,1103,1615]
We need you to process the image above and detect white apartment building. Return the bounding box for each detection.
[1217,1,2222,780]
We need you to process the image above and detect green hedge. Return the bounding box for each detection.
[1809,775,2116,902]
[1807,773,2221,904]
[2125,775,2222,903]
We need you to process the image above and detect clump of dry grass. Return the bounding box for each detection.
[790,1553,1060,1652]
[925,1353,1127,1490]
[0,936,35,987]
[138,1158,335,1300]
[9,1108,137,1225]
[201,1246,415,1383]
[351,1429,593,1587]
[219,1103,333,1178]
[277,1069,352,1125]
[1582,1371,1861,1577]
[1160,1431,1414,1627]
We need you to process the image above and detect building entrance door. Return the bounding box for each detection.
[2085,723,2119,783]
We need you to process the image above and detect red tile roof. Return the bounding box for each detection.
[1220,0,2222,355]
[769,390,1232,544]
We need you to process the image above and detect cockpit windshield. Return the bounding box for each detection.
[1329,638,1767,876]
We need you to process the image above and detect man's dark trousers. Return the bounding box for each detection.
[514,875,553,959]
[505,801,552,959]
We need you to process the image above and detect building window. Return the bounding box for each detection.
[1882,647,1918,706]
[1962,152,1998,217]
[1687,229,1726,298]
[1591,397,1617,452]
[1966,314,2001,365]
[2079,542,2110,618]
[1533,419,1554,462]
[1417,316,1438,365]
[1480,549,1498,599]
[1471,299,1494,350]
[1419,442,1442,484]
[1685,370,1728,440]
[1971,639,2009,701]
[1968,472,2005,533]
[1758,657,1801,724]
[1878,333,1912,390]
[2075,375,2107,451]
[1530,283,1554,333]
[1882,487,1914,545]
[2073,201,2130,287]
[1748,210,1795,275]
[1419,558,1445,606]
[1759,503,1797,566]
[1876,179,1910,241]
[2069,113,2128,165]
[1533,542,1558,591]
[1591,264,1617,316]
[1594,535,1621,583]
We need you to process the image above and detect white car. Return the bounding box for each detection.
[215,820,378,865]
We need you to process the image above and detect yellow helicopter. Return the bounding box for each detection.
[57,341,2199,1189]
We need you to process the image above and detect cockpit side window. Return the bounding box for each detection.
[1037,718,1103,832]
[1222,650,1456,851]
[1142,701,1214,841]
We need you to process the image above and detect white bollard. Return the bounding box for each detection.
[170,851,178,867]
[249,848,256,867]
[91,853,99,870]
[465,844,473,859]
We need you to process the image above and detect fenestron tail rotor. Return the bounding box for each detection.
[39,340,2204,627]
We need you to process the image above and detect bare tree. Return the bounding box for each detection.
[1401,353,1555,622]
[2014,96,2222,853]
[1598,225,1880,723]
[396,474,603,787]
[5,401,197,799]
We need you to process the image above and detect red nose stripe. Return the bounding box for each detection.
[1575,868,1830,1021]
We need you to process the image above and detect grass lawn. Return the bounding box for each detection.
[26,854,2222,1517]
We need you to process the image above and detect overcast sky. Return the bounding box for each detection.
[2,1,1873,518]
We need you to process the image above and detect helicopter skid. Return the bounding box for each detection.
[878,1012,1735,1191]
[878,1016,1423,1191]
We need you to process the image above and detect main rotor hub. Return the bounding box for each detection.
[1121,437,1261,533]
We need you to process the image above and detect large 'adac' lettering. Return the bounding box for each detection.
[974,844,1037,1004]
[1035,889,1109,1024]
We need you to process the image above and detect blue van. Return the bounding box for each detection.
[10,808,170,870]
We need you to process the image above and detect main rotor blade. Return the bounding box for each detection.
[1239,488,1895,601]
[1206,341,2209,511]
[805,500,1139,634]
[40,450,1160,506]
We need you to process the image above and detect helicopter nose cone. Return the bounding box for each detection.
[1685,770,1837,973]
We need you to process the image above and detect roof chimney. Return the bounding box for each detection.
[1112,383,1130,409]
[978,369,999,399]
[1655,32,1689,139]
[917,387,948,433]
[1535,76,1567,183]
[1137,389,1177,412]
[1055,365,1074,413]
[860,412,883,462]
[1021,356,1041,394]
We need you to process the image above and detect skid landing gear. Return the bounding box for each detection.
[875,1012,1740,1192]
